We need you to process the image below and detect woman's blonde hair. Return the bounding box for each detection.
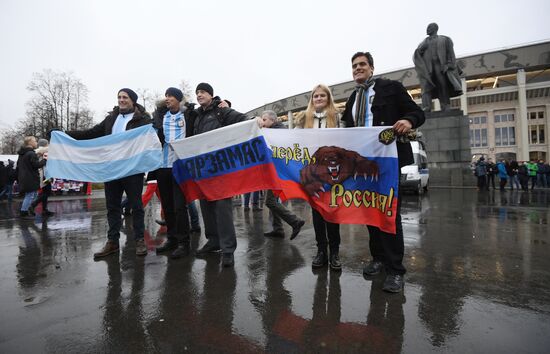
[303,84,338,129]
[23,136,36,147]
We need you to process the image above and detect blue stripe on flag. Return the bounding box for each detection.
[172,135,273,183]
[50,124,154,148]
[46,149,162,182]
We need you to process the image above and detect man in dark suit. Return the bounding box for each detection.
[341,51,425,293]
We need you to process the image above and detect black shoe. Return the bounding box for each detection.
[329,253,342,271]
[27,206,35,216]
[363,261,383,276]
[42,210,55,217]
[290,220,305,240]
[156,238,178,253]
[264,230,285,238]
[19,211,34,220]
[155,219,167,226]
[195,242,221,256]
[382,274,404,293]
[170,243,190,259]
[222,253,235,267]
[244,206,250,211]
[123,208,132,216]
[312,250,328,268]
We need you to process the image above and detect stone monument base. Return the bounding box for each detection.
[419,110,475,187]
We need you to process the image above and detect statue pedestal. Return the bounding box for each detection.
[420,110,474,187]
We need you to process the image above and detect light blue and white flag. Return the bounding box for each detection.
[46,124,162,182]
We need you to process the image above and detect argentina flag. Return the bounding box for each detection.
[46,124,162,182]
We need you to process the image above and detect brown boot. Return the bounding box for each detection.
[93,241,119,259]
[135,239,147,256]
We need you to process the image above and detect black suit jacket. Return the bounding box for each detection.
[341,78,425,167]
[66,104,151,140]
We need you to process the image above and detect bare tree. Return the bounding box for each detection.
[179,79,195,103]
[24,69,94,138]
[0,127,22,154]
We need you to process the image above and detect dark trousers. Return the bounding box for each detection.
[367,196,406,275]
[499,177,507,190]
[104,173,144,242]
[529,176,537,189]
[519,175,529,190]
[156,168,190,243]
[200,198,236,254]
[32,183,51,211]
[265,190,301,232]
[312,208,340,254]
[477,175,487,190]
[188,201,200,228]
[487,174,496,189]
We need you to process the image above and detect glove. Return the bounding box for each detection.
[47,128,63,140]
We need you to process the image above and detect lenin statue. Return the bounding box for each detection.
[413,23,463,112]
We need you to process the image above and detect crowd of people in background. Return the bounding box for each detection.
[474,157,550,191]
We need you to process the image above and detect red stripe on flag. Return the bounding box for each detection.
[275,179,397,234]
[178,163,281,202]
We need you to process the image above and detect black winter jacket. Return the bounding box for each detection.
[66,103,151,140]
[341,78,425,168]
[16,146,46,193]
[190,98,248,136]
[270,121,286,129]
[0,164,7,187]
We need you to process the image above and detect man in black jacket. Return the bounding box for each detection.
[190,83,249,267]
[342,51,425,293]
[66,88,151,259]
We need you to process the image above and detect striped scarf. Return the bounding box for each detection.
[354,76,375,127]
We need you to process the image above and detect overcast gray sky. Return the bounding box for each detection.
[1,0,549,128]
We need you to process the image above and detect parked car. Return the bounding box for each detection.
[400,141,429,194]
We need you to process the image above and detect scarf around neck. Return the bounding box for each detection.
[354,76,375,127]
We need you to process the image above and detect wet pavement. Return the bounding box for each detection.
[0,188,549,353]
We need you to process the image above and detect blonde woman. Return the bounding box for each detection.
[296,84,341,271]
[295,84,340,129]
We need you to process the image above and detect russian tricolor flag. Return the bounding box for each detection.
[170,120,281,201]
[262,126,400,234]
[46,124,162,182]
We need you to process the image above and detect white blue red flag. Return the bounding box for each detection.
[171,120,400,233]
[170,120,281,201]
[262,126,399,234]
[46,124,162,182]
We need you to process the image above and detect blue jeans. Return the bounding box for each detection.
[21,191,38,211]
[509,175,520,189]
[537,174,547,188]
[0,184,13,200]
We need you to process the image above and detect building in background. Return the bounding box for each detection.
[247,40,550,163]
